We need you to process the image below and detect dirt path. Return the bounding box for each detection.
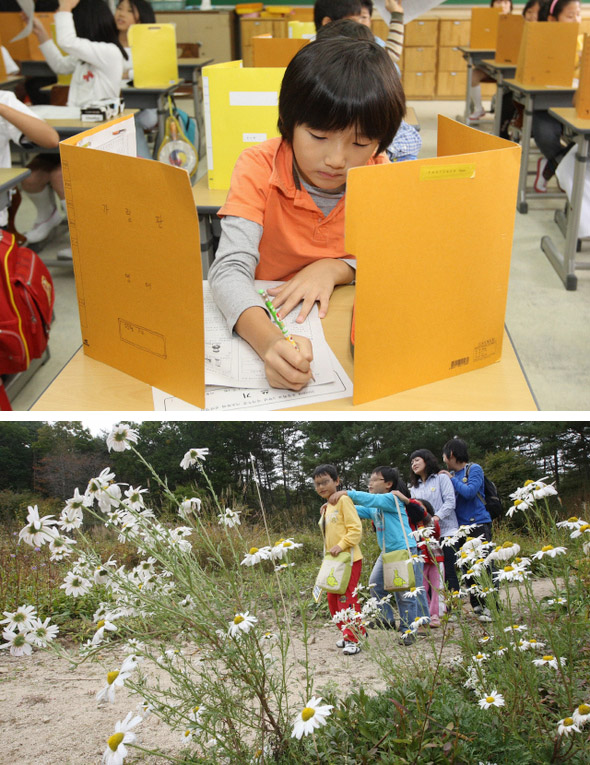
[0,578,561,765]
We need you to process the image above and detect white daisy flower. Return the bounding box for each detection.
[61,571,92,597]
[96,656,138,704]
[92,618,118,645]
[180,448,209,469]
[1,604,37,633]
[487,541,521,561]
[270,538,303,561]
[123,486,148,511]
[291,697,333,739]
[218,507,241,528]
[18,505,57,547]
[179,497,202,519]
[97,484,122,514]
[102,711,142,764]
[532,545,567,560]
[506,498,534,518]
[545,597,567,606]
[532,481,558,499]
[86,468,116,499]
[570,524,590,539]
[478,690,505,710]
[228,611,257,637]
[241,546,272,566]
[503,624,527,633]
[573,703,590,726]
[583,541,590,556]
[402,586,426,599]
[106,424,139,453]
[472,653,489,663]
[494,564,530,583]
[28,617,59,647]
[274,563,295,572]
[533,655,567,670]
[494,646,509,656]
[556,517,585,530]
[0,628,34,656]
[557,717,581,737]
[48,533,76,561]
[58,505,85,532]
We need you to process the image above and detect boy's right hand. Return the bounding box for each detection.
[30,16,50,43]
[385,0,404,12]
[261,333,313,391]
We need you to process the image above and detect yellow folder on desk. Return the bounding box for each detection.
[576,35,590,119]
[470,7,502,49]
[515,21,579,87]
[203,60,284,189]
[59,116,205,408]
[346,116,520,406]
[128,23,179,88]
[495,14,524,65]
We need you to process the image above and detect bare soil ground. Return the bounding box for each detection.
[0,577,560,765]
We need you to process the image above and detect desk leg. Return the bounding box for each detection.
[464,56,473,123]
[517,94,533,214]
[540,135,589,291]
[493,81,506,137]
[193,69,207,162]
[155,93,167,157]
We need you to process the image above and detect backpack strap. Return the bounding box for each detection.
[466,462,486,506]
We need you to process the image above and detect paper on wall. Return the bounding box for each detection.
[373,0,446,25]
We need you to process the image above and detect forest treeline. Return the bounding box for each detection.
[1,421,589,523]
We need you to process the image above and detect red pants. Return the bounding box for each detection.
[327,558,366,643]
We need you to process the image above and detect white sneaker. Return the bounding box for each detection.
[468,107,486,122]
[336,638,345,649]
[534,157,548,193]
[342,641,361,655]
[478,607,493,623]
[57,246,72,261]
[26,208,62,244]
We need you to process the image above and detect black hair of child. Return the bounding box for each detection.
[312,464,340,482]
[316,18,375,42]
[442,437,470,463]
[538,0,573,19]
[278,36,405,156]
[408,449,442,488]
[122,0,156,23]
[313,0,363,30]
[74,0,128,59]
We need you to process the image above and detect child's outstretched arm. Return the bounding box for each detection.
[0,101,59,149]
[384,0,404,65]
[266,258,355,323]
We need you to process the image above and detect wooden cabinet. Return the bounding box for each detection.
[439,19,470,47]
[405,19,438,47]
[155,10,235,64]
[240,18,289,66]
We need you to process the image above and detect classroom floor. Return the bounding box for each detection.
[8,99,590,412]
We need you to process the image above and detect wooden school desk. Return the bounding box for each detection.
[457,46,496,124]
[0,167,30,210]
[504,79,575,214]
[46,109,139,140]
[30,286,537,412]
[0,74,25,91]
[18,60,52,79]
[478,59,516,137]
[176,56,213,158]
[120,80,183,146]
[540,107,590,291]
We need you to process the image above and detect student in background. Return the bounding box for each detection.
[469,0,514,122]
[22,0,128,251]
[114,0,157,159]
[313,464,365,656]
[523,0,541,20]
[0,92,59,229]
[358,0,405,65]
[209,37,404,391]
[532,0,583,193]
[313,0,363,30]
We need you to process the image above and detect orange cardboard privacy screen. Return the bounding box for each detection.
[515,21,579,87]
[1,12,54,60]
[346,116,520,406]
[470,7,502,49]
[577,35,590,119]
[495,14,524,65]
[251,36,307,67]
[59,117,205,408]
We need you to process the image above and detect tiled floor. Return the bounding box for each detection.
[8,99,590,412]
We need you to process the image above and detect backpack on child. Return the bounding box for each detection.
[0,230,54,376]
[465,463,504,521]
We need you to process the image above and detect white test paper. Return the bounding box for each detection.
[152,343,353,411]
[203,280,334,389]
[74,115,137,156]
[373,0,446,24]
[11,0,34,42]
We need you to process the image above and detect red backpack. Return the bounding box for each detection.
[0,230,54,376]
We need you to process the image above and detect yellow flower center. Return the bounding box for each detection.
[514,500,523,506]
[249,547,259,555]
[234,615,244,625]
[524,480,534,486]
[502,541,514,548]
[542,655,554,662]
[577,704,590,715]
[563,717,574,726]
[184,730,191,738]
[107,671,119,685]
[476,654,484,660]
[108,733,124,751]
[486,696,495,703]
[580,524,590,532]
[96,620,105,629]
[301,707,316,722]
[193,705,200,713]
[274,538,284,546]
[504,565,514,572]
[568,517,579,522]
[541,545,554,552]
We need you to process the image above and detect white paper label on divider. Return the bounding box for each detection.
[243,133,266,143]
[229,91,278,107]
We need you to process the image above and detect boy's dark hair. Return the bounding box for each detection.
[312,464,339,482]
[314,0,363,31]
[361,0,374,13]
[442,438,469,464]
[538,0,572,19]
[316,18,375,41]
[408,449,441,487]
[74,0,128,59]
[371,465,401,491]
[278,37,405,155]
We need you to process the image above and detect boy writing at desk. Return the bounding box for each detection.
[209,37,405,391]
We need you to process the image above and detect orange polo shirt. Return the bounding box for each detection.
[218,137,389,282]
